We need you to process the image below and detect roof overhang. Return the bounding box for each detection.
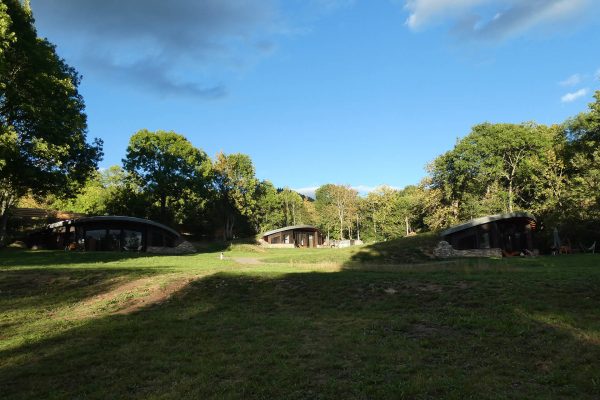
[441,212,536,237]
[262,225,320,237]
[48,216,180,238]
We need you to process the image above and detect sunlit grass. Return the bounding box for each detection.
[1,247,600,398]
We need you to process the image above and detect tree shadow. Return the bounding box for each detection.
[0,267,165,318]
[344,233,444,268]
[2,270,600,399]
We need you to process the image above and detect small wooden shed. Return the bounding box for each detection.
[262,225,323,248]
[441,212,537,253]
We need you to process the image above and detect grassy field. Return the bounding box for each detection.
[1,240,600,399]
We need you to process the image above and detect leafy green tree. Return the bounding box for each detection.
[278,187,304,226]
[213,152,261,239]
[560,92,600,221]
[48,166,149,217]
[315,184,358,240]
[360,186,422,241]
[425,122,556,228]
[0,0,102,243]
[123,129,210,223]
[253,181,284,233]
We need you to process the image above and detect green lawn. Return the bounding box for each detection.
[1,243,600,399]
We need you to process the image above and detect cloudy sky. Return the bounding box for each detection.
[31,0,600,197]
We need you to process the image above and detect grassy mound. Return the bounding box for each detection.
[349,232,440,264]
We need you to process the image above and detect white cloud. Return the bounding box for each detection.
[294,186,319,199]
[405,0,489,30]
[561,88,589,103]
[404,0,591,40]
[559,73,583,86]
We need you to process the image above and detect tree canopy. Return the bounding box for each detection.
[0,0,102,243]
[123,129,210,223]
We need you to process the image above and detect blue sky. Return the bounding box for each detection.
[31,0,600,198]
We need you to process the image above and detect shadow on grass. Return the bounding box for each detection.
[0,267,164,317]
[345,232,442,267]
[2,269,600,399]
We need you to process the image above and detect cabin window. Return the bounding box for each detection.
[271,236,281,244]
[480,232,490,249]
[284,234,290,244]
[457,233,477,250]
[85,229,105,251]
[123,230,143,251]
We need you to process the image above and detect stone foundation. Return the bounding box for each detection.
[147,240,196,254]
[433,241,502,259]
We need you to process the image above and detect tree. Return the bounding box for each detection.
[0,1,102,243]
[48,165,149,217]
[560,91,600,221]
[425,122,555,228]
[361,186,422,241]
[213,152,261,240]
[279,187,303,226]
[123,129,210,223]
[315,184,358,240]
[254,181,284,233]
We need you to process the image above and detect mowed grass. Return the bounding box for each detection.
[1,242,600,399]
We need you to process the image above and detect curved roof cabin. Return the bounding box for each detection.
[29,216,181,252]
[441,212,537,252]
[262,225,323,248]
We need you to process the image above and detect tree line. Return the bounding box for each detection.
[2,0,600,246]
[45,92,600,245]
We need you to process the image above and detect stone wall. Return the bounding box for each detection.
[147,240,196,255]
[433,241,502,259]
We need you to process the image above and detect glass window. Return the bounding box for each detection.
[123,230,143,251]
[85,229,106,251]
[105,230,121,251]
[480,232,490,249]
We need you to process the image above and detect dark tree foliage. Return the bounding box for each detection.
[123,129,210,224]
[0,0,102,243]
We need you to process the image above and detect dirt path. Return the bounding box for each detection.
[67,274,200,319]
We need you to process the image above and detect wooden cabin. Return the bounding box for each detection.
[441,212,537,253]
[27,216,181,252]
[262,225,323,248]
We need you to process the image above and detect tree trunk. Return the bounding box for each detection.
[508,180,514,213]
[372,211,377,236]
[0,190,17,246]
[224,214,235,240]
[0,211,9,246]
[160,193,167,222]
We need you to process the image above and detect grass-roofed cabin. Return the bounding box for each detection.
[441,212,537,253]
[262,225,324,248]
[27,216,181,252]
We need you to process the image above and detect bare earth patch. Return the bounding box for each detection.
[67,274,199,319]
